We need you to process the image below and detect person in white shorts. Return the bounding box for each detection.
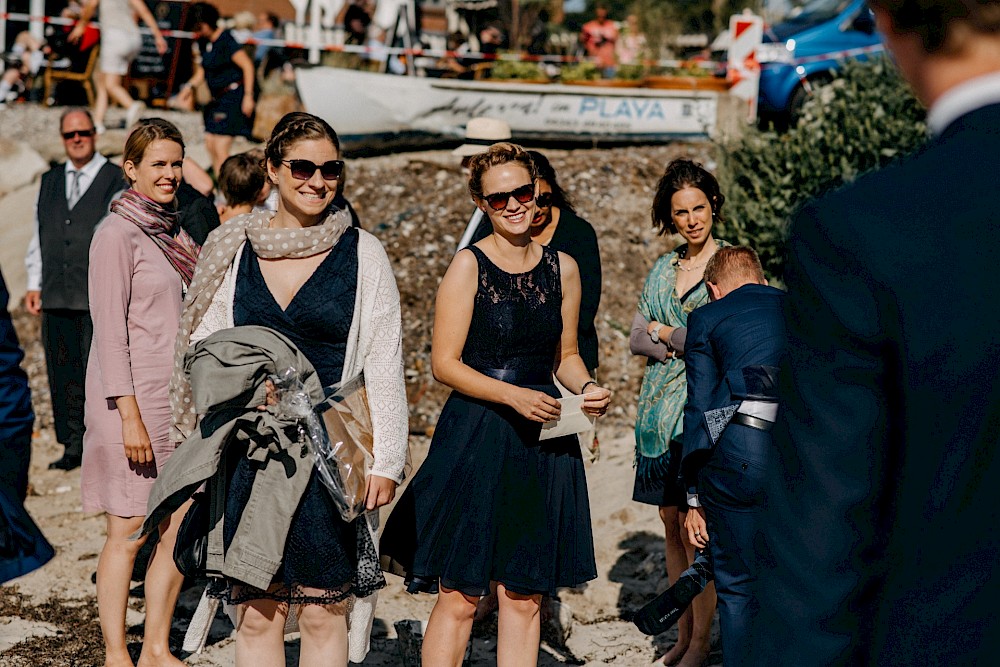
[69,0,167,133]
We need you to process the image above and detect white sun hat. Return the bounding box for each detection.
[451,117,513,157]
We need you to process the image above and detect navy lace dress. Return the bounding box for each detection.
[381,244,597,597]
[216,227,384,605]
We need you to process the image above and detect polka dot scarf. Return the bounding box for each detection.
[169,207,351,441]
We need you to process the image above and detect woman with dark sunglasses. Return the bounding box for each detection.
[467,150,603,625]
[167,111,408,665]
[470,150,602,379]
[381,142,611,666]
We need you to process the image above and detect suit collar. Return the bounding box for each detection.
[729,283,782,297]
[927,71,1000,137]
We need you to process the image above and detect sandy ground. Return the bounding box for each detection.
[0,103,722,665]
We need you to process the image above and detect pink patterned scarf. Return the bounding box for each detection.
[111,189,200,287]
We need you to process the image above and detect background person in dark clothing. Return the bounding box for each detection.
[176,2,256,178]
[343,1,373,45]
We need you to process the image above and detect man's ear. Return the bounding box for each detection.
[707,281,724,302]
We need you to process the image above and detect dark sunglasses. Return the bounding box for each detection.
[282,159,345,181]
[62,129,95,140]
[484,183,535,211]
[535,192,554,208]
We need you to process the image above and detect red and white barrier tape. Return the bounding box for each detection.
[1,12,724,70]
[791,43,885,66]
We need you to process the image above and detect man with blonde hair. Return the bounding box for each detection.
[677,245,786,665]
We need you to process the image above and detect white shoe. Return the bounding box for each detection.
[125,101,145,128]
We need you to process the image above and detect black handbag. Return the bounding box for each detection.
[173,491,208,578]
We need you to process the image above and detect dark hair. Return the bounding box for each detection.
[869,0,1000,53]
[467,142,537,201]
[59,107,94,132]
[122,118,185,184]
[264,112,340,168]
[263,12,280,29]
[650,158,726,236]
[219,151,266,207]
[527,150,574,213]
[188,2,220,30]
[704,246,765,288]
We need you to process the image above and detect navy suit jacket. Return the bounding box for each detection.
[757,102,1000,664]
[0,270,33,442]
[680,284,786,483]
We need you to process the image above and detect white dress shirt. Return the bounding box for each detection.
[25,153,110,292]
[926,70,1000,136]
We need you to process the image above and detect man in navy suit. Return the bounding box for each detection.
[679,246,786,666]
[1,268,54,583]
[756,1,1000,663]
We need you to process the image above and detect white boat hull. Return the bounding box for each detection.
[295,67,731,149]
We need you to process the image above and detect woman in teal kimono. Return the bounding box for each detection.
[629,159,726,667]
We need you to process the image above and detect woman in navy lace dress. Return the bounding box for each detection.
[381,143,611,666]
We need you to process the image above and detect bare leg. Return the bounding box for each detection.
[496,584,541,667]
[204,133,235,179]
[657,505,691,665]
[422,585,477,667]
[103,72,135,111]
[97,514,148,667]
[675,511,716,667]
[93,71,110,129]
[297,599,350,667]
[235,598,288,666]
[136,501,191,667]
[474,581,499,621]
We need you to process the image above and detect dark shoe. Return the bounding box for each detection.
[48,454,81,471]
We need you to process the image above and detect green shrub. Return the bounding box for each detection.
[491,60,547,81]
[561,62,602,82]
[716,57,928,280]
[615,63,646,80]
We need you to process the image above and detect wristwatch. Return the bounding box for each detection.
[650,324,664,344]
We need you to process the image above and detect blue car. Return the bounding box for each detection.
[756,0,884,120]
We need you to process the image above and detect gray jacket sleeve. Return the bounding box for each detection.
[629,311,688,361]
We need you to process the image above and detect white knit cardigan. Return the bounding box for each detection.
[191,229,408,661]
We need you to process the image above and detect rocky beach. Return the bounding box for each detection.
[0,103,722,665]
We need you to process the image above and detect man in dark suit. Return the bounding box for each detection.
[679,247,786,665]
[23,108,122,470]
[756,2,1000,663]
[1,267,54,583]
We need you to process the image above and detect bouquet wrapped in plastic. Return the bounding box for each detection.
[272,368,374,523]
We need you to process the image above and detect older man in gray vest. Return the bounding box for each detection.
[24,108,122,471]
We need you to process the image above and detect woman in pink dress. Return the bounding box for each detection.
[81,118,199,667]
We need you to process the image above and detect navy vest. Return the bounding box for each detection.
[37,161,123,310]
